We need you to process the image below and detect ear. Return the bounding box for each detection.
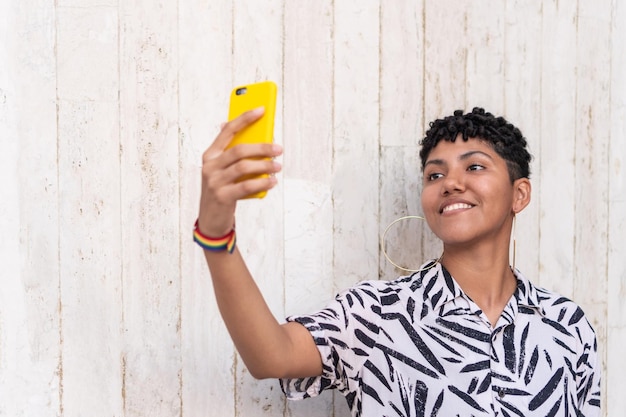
[512,178,531,214]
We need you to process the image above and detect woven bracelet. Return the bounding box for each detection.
[193,220,236,254]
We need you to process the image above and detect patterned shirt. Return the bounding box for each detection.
[281,262,601,417]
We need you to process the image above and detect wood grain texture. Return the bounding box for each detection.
[538,0,578,294]
[465,1,506,113]
[119,1,181,415]
[423,0,467,122]
[574,1,612,410]
[332,0,380,291]
[56,5,123,417]
[0,2,623,416]
[503,0,543,282]
[379,0,429,278]
[332,2,380,415]
[283,1,335,414]
[607,1,626,414]
[0,1,61,416]
[178,0,236,415]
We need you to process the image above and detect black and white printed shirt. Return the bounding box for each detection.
[281,262,601,417]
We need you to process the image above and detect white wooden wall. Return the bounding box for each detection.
[1,1,624,416]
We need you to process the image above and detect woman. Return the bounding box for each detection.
[196,108,600,416]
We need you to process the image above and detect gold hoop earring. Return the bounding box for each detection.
[511,214,517,271]
[381,215,442,273]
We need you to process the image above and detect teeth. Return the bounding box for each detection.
[443,203,473,213]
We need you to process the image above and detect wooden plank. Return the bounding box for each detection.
[574,0,612,413]
[537,0,578,294]
[57,99,123,417]
[283,1,335,414]
[332,1,380,415]
[118,1,181,415]
[58,0,116,5]
[332,0,380,287]
[423,0,467,123]
[0,2,18,270]
[607,2,626,415]
[465,1,505,113]
[177,0,236,416]
[230,1,286,415]
[56,5,123,417]
[379,1,429,279]
[0,1,61,416]
[380,0,424,149]
[503,0,543,281]
[0,2,61,416]
[0,2,22,414]
[56,4,118,101]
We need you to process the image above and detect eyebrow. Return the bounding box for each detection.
[424,150,494,168]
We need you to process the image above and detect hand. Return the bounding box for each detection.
[197,107,283,237]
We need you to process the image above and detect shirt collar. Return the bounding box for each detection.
[512,268,547,316]
[415,262,464,312]
[414,262,547,317]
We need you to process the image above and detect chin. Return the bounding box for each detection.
[432,224,472,240]
[436,230,481,247]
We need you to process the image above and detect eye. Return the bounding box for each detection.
[467,164,485,172]
[427,172,443,181]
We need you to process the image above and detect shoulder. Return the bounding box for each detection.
[338,273,420,305]
[534,284,591,324]
[526,280,597,346]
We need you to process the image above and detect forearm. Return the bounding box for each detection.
[204,248,295,379]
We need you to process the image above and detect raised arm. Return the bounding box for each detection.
[197,108,322,379]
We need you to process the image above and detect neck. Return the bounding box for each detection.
[440,243,517,327]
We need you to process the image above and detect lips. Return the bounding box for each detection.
[441,202,474,214]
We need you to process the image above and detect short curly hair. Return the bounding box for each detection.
[419,108,532,182]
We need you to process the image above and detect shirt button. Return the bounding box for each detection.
[498,389,506,398]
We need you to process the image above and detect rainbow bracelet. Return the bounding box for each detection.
[193,220,236,254]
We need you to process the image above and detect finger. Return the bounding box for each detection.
[216,142,282,170]
[209,107,265,155]
[210,158,282,191]
[220,175,279,201]
[202,143,282,180]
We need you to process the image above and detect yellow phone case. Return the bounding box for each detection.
[226,81,277,199]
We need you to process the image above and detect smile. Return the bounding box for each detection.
[441,203,473,213]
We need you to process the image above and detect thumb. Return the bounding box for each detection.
[207,106,265,157]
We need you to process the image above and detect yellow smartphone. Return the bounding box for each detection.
[226,81,277,199]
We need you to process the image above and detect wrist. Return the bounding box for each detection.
[193,219,236,253]
[196,213,235,238]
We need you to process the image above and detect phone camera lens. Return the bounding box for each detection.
[236,87,247,96]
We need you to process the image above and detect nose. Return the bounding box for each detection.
[441,169,465,195]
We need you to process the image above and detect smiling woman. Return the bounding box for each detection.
[419,110,532,324]
[198,107,601,416]
[421,141,528,258]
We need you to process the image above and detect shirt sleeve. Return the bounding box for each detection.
[280,282,382,401]
[576,316,601,416]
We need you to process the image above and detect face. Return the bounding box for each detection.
[420,137,530,248]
